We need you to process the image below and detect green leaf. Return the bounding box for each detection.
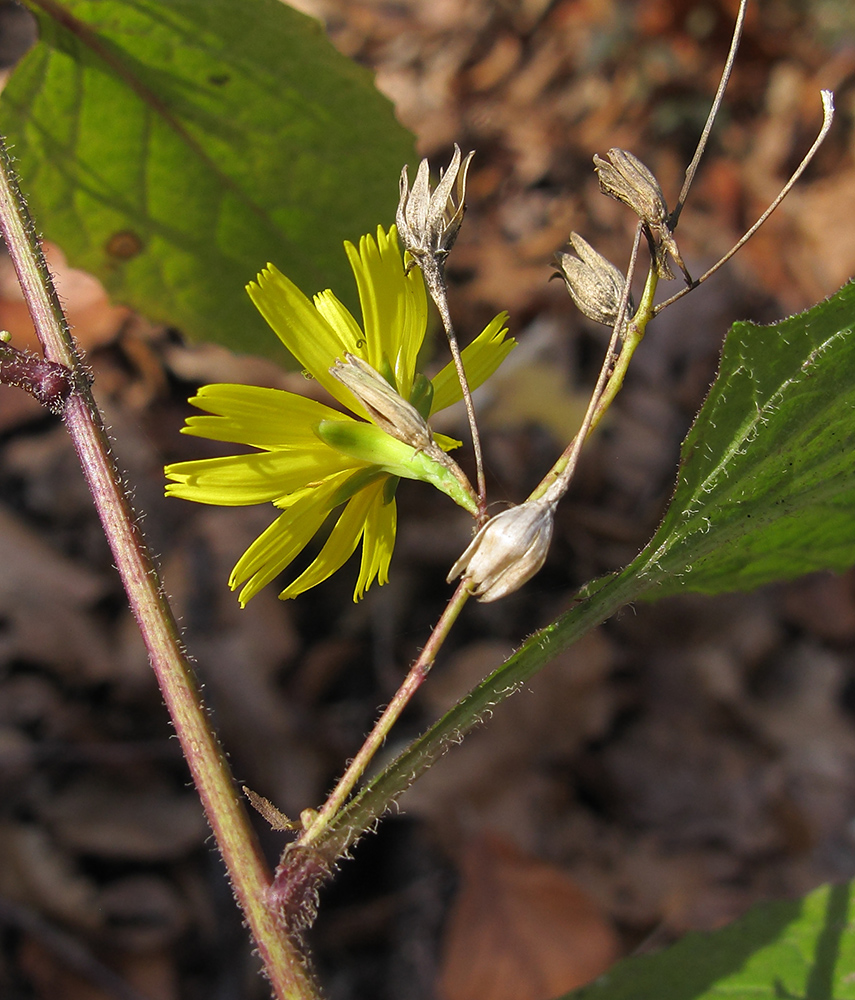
[626,281,855,597]
[562,881,855,1000]
[0,0,415,362]
[308,283,855,861]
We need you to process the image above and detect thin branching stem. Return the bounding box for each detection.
[656,90,834,316]
[0,138,319,1000]
[530,0,751,507]
[427,267,488,522]
[529,225,647,504]
[297,580,472,849]
[671,0,748,228]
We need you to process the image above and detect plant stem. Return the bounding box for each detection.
[585,263,659,435]
[670,0,748,227]
[655,90,835,317]
[529,228,658,505]
[313,566,647,861]
[0,138,318,1000]
[298,580,472,849]
[425,263,488,522]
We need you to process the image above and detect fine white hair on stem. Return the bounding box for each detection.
[655,89,835,317]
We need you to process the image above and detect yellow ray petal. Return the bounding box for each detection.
[312,290,365,352]
[165,448,357,506]
[430,312,514,414]
[229,474,353,606]
[433,432,462,452]
[277,481,382,600]
[247,265,354,410]
[181,384,343,450]
[354,483,397,600]
[393,251,428,397]
[344,227,427,397]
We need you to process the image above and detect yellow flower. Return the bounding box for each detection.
[165,226,514,605]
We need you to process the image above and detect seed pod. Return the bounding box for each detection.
[447,499,555,602]
[330,353,432,451]
[593,148,690,282]
[554,233,632,327]
[396,144,474,272]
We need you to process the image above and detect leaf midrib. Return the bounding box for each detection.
[26,0,297,253]
[634,326,855,583]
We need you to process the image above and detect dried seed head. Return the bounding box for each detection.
[594,148,668,228]
[396,144,474,274]
[593,148,690,282]
[330,353,433,451]
[554,233,632,327]
[447,499,555,602]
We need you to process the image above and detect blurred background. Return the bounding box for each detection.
[0,0,854,997]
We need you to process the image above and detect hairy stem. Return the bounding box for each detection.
[313,567,647,861]
[0,138,318,1000]
[298,580,472,850]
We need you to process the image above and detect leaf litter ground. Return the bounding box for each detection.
[1,1,855,998]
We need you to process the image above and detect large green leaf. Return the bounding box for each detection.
[308,282,855,861]
[627,279,855,597]
[562,881,855,1000]
[0,0,415,362]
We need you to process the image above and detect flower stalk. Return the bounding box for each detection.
[0,137,319,1000]
[398,146,489,519]
[655,89,835,317]
[297,580,473,850]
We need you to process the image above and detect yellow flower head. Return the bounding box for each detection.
[165,226,514,606]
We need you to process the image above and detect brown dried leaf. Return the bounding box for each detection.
[0,822,101,930]
[0,506,113,680]
[0,243,129,353]
[43,777,207,862]
[437,832,619,1000]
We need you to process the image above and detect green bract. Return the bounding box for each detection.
[315,420,477,513]
[165,226,514,604]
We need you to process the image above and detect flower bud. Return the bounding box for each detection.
[447,499,555,602]
[396,144,474,271]
[554,233,632,327]
[330,353,432,451]
[593,148,689,282]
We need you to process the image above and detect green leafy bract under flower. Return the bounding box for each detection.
[165,226,514,605]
